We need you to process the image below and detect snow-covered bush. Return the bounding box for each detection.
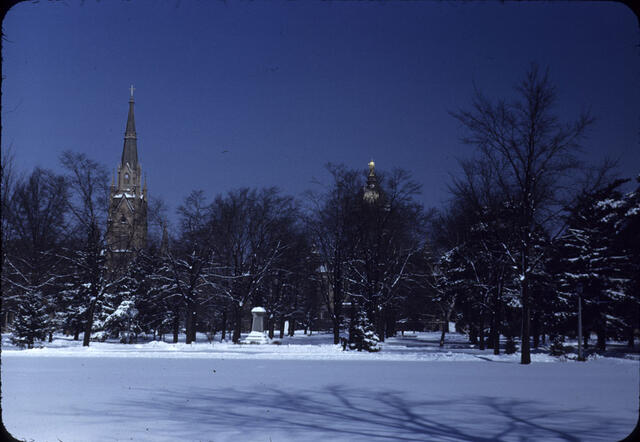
[91,330,109,342]
[101,299,139,343]
[349,311,381,352]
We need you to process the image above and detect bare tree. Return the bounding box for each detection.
[1,146,19,245]
[304,164,361,344]
[205,188,295,343]
[451,64,593,364]
[59,151,128,347]
[160,190,214,344]
[60,151,109,234]
[347,167,426,344]
[2,168,69,346]
[147,196,168,246]
[1,146,20,330]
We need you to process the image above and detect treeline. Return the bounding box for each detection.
[0,151,426,352]
[2,65,638,363]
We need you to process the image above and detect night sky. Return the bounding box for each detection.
[3,1,639,225]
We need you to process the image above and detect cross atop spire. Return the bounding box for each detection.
[122,91,138,167]
[130,84,135,100]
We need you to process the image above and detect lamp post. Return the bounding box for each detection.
[577,283,584,361]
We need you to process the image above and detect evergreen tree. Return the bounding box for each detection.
[2,168,68,347]
[348,309,381,352]
[615,176,640,347]
[556,178,634,351]
[10,290,50,348]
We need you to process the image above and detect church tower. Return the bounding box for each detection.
[363,160,380,204]
[106,86,148,264]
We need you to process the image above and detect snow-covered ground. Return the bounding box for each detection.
[2,331,638,441]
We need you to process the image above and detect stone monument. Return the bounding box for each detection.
[242,307,269,344]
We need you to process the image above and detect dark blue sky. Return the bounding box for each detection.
[3,1,639,224]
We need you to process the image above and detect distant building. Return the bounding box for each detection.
[362,160,380,204]
[106,87,148,266]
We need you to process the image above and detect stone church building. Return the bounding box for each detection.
[106,87,148,265]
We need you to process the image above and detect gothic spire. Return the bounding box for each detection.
[121,85,138,168]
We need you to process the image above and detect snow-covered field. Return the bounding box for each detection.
[2,331,638,441]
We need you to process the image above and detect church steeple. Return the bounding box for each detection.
[121,85,138,168]
[106,85,148,264]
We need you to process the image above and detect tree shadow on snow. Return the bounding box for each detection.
[68,384,631,441]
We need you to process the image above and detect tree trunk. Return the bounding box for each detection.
[469,326,478,345]
[488,303,496,350]
[191,313,197,342]
[279,316,285,339]
[333,304,342,342]
[520,277,531,364]
[82,303,95,347]
[192,321,197,342]
[172,310,179,343]
[332,266,343,344]
[332,316,340,344]
[73,326,80,341]
[268,316,275,339]
[288,316,295,336]
[479,316,485,351]
[348,302,356,343]
[221,310,227,341]
[377,309,385,342]
[185,311,192,344]
[493,278,502,355]
[209,323,216,343]
[48,331,53,343]
[185,303,197,344]
[439,308,449,347]
[232,304,242,343]
[386,309,396,338]
[583,330,589,349]
[627,325,634,349]
[519,231,532,364]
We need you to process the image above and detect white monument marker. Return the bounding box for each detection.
[242,307,269,344]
